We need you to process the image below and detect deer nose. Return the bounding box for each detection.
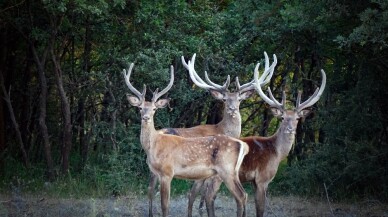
[286,127,295,134]
[229,106,237,112]
[143,115,150,121]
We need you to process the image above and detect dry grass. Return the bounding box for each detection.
[0,192,387,217]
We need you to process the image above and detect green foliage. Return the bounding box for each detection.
[272,139,388,201]
[1,0,388,203]
[0,150,148,198]
[170,179,193,196]
[336,0,388,49]
[0,157,46,193]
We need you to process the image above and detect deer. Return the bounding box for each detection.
[189,68,326,217]
[179,53,277,217]
[123,63,250,217]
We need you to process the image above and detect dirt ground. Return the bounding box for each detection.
[0,192,387,217]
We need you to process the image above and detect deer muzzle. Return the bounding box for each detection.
[142,115,151,123]
[285,126,296,135]
[227,107,238,118]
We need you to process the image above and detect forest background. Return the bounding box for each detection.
[0,0,387,203]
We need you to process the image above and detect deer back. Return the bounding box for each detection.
[148,133,249,179]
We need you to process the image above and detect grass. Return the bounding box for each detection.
[0,157,195,200]
[0,156,290,200]
[170,179,193,196]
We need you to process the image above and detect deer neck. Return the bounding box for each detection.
[273,123,296,160]
[140,120,157,153]
[216,109,242,138]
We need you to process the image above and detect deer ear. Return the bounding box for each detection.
[127,95,142,107]
[209,90,224,100]
[270,107,283,117]
[155,98,170,108]
[239,90,255,100]
[298,109,312,118]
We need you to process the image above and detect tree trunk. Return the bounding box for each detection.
[76,98,87,165]
[51,48,72,174]
[30,44,55,180]
[78,16,92,166]
[260,108,269,136]
[20,51,33,152]
[106,79,118,151]
[173,101,195,127]
[0,72,30,167]
[195,103,204,126]
[206,101,223,124]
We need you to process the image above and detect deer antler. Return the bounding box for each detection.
[255,67,326,111]
[235,52,277,93]
[252,52,283,109]
[255,52,277,86]
[296,69,326,111]
[235,77,256,94]
[181,54,231,93]
[152,65,175,102]
[123,63,146,101]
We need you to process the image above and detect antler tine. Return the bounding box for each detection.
[236,76,241,90]
[252,51,278,94]
[204,71,230,91]
[182,54,216,90]
[182,54,229,91]
[296,69,326,111]
[153,65,174,102]
[254,66,283,109]
[181,54,202,84]
[264,52,270,71]
[267,87,284,108]
[237,53,276,93]
[296,90,302,107]
[261,53,277,86]
[253,63,263,83]
[236,77,256,93]
[123,63,146,100]
[253,53,277,89]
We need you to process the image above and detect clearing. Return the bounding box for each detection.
[0,192,387,216]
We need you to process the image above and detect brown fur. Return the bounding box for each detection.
[160,124,221,137]
[239,136,278,182]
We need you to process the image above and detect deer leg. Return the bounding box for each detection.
[198,181,206,215]
[160,176,172,217]
[199,178,211,215]
[148,172,158,217]
[220,175,247,217]
[253,181,267,217]
[198,190,205,216]
[204,176,223,217]
[187,179,204,217]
